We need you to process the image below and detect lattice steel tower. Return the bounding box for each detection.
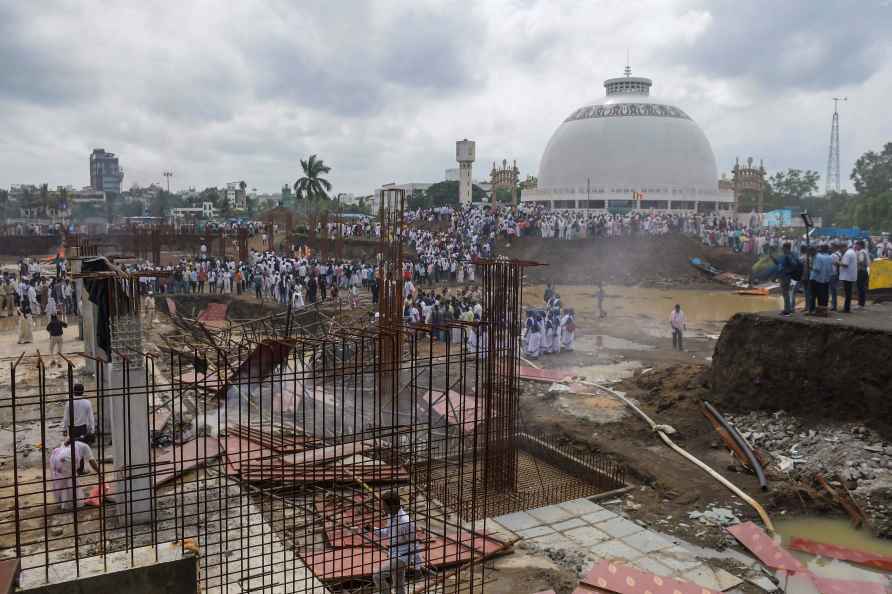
[825,97,846,194]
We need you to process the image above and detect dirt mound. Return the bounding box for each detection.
[497,234,754,287]
[711,311,892,437]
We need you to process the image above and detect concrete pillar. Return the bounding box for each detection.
[107,314,153,525]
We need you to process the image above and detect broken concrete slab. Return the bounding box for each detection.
[579,508,617,524]
[563,525,609,547]
[516,525,556,540]
[595,516,644,539]
[589,539,642,564]
[557,498,606,516]
[622,530,674,554]
[551,518,587,532]
[493,510,541,532]
[682,565,744,591]
[526,504,576,525]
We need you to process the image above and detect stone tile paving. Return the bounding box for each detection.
[490,497,758,592]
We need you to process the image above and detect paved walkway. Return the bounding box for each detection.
[490,497,753,592]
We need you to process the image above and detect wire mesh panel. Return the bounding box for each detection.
[0,308,524,593]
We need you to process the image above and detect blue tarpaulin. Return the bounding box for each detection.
[809,227,870,239]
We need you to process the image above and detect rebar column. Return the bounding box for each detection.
[107,315,153,525]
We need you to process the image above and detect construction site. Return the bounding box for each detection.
[1,199,892,594]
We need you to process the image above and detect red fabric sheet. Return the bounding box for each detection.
[579,560,719,594]
[789,536,892,572]
[726,522,806,572]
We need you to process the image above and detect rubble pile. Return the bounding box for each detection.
[728,409,892,536]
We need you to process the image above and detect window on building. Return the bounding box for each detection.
[553,200,576,209]
[640,200,669,209]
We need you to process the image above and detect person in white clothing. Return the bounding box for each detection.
[560,308,576,351]
[838,244,858,312]
[670,304,686,351]
[50,440,100,511]
[523,312,542,359]
[368,491,422,594]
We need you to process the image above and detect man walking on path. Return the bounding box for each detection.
[46,314,67,362]
[670,304,686,351]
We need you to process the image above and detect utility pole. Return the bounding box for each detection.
[162,170,173,194]
[825,97,846,195]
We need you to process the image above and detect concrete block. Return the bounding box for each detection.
[551,518,587,532]
[526,531,570,548]
[590,539,643,564]
[494,510,541,532]
[596,516,644,539]
[526,504,576,524]
[632,556,674,577]
[622,530,674,553]
[20,557,197,594]
[580,509,617,525]
[563,525,609,547]
[652,545,702,572]
[557,498,605,516]
[517,525,556,540]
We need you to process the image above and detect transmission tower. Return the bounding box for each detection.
[162,170,173,193]
[825,97,846,194]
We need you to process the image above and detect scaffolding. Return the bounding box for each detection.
[0,230,625,593]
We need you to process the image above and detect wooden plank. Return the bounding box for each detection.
[283,440,377,465]
[0,558,20,594]
[152,437,220,487]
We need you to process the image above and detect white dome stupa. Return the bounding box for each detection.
[524,67,731,212]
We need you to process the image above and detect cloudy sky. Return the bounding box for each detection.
[2,0,890,196]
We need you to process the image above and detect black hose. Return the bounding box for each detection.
[704,400,769,491]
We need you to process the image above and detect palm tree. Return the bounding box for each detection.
[294,155,332,219]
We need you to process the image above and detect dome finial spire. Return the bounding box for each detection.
[624,49,631,77]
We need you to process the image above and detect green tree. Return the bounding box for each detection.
[0,189,9,223]
[294,154,332,202]
[836,142,892,231]
[425,181,486,207]
[294,154,332,222]
[494,187,515,204]
[407,189,431,210]
[767,169,821,203]
[851,142,892,196]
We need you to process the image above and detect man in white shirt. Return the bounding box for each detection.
[62,384,95,467]
[876,234,892,259]
[670,304,686,351]
[50,439,100,511]
[855,240,871,308]
[369,491,421,594]
[838,243,858,313]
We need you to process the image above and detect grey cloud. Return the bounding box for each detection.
[669,0,892,91]
[0,4,93,106]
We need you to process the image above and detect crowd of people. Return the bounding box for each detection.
[771,239,875,316]
[521,283,576,359]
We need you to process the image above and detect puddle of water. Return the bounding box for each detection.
[569,360,641,383]
[576,334,654,351]
[524,284,781,324]
[775,517,892,559]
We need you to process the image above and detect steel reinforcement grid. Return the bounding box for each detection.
[0,260,540,594]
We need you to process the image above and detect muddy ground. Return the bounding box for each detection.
[502,234,756,288]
